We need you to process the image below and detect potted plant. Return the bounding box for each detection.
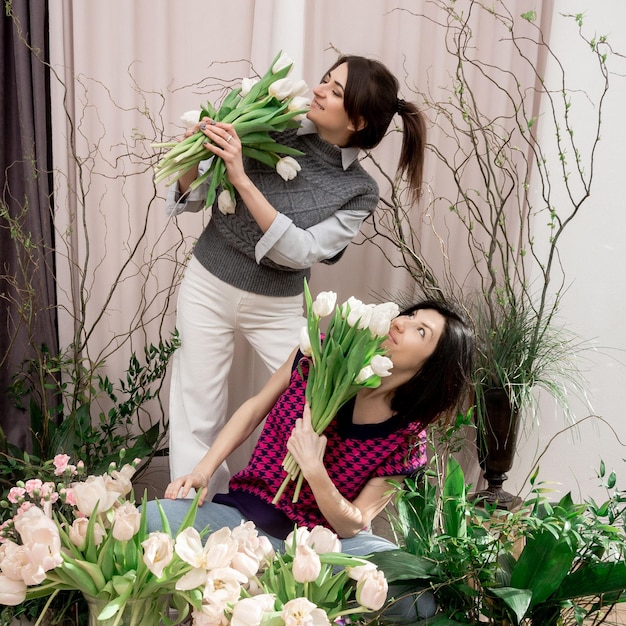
[363,1,610,503]
[371,440,626,625]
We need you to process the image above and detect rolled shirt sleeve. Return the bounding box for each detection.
[164,158,213,216]
[255,206,372,269]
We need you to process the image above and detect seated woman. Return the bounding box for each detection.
[145,298,474,621]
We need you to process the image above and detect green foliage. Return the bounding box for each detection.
[1,333,178,498]
[371,456,626,625]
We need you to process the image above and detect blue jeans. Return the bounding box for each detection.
[143,499,436,623]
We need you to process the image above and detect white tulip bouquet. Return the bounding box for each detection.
[273,280,399,504]
[152,51,309,209]
[0,454,388,626]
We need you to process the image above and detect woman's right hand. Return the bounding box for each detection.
[164,470,209,504]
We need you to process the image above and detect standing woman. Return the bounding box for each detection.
[166,55,427,496]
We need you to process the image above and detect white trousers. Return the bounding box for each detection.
[168,256,305,497]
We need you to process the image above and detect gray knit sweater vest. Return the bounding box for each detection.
[192,129,379,297]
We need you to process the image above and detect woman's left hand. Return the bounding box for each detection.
[198,119,247,188]
[287,403,327,477]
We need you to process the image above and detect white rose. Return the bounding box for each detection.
[276,156,301,181]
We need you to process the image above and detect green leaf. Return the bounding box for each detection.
[489,586,533,625]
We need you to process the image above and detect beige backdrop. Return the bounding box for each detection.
[47,1,626,504]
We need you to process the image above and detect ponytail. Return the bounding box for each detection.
[396,99,427,202]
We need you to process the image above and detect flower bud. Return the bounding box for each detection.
[218,189,236,215]
[370,355,393,377]
[311,291,337,317]
[272,52,294,74]
[292,545,322,583]
[180,110,201,129]
[356,569,388,610]
[276,156,301,181]
[299,326,312,357]
[240,77,259,98]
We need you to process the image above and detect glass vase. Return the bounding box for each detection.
[85,594,169,626]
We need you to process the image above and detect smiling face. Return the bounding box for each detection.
[306,63,358,147]
[383,309,447,379]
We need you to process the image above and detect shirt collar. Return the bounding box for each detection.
[297,118,360,170]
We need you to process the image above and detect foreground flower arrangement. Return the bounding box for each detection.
[153,50,309,209]
[0,454,388,625]
[274,281,399,504]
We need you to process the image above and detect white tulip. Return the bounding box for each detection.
[240,77,259,98]
[272,52,294,74]
[370,354,393,377]
[217,189,236,215]
[276,156,301,181]
[269,77,295,101]
[355,365,374,384]
[289,79,309,98]
[312,291,337,317]
[299,326,312,357]
[180,110,201,129]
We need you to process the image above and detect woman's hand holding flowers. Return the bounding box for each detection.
[287,403,327,480]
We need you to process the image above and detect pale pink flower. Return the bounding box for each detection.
[202,566,248,607]
[14,507,61,555]
[231,521,275,564]
[285,526,310,549]
[53,453,72,476]
[7,487,26,504]
[142,532,174,578]
[68,517,105,549]
[191,604,229,626]
[16,502,33,515]
[0,573,27,605]
[281,598,330,626]
[24,479,43,498]
[230,594,276,626]
[306,526,341,554]
[62,488,77,507]
[112,502,141,541]
[292,545,321,583]
[106,463,137,497]
[71,475,119,516]
[346,560,377,581]
[355,568,388,611]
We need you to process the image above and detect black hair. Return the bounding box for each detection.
[324,55,427,200]
[390,299,475,428]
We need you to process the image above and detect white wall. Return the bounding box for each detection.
[510,2,626,503]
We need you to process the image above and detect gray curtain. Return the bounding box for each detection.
[0,0,57,452]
